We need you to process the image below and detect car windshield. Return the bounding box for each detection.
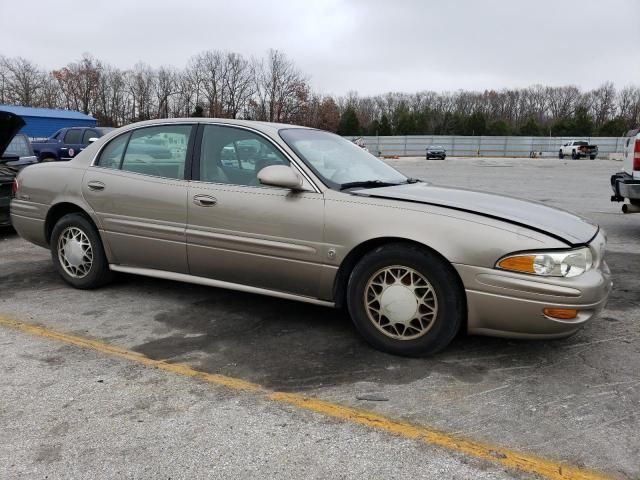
[279,128,407,190]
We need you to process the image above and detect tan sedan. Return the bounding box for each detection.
[10,119,612,356]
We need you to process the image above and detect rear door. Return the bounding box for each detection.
[186,124,326,298]
[61,128,84,160]
[82,123,195,273]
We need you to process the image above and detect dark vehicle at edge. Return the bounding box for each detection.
[1,111,33,226]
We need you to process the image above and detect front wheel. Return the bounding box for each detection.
[590,155,596,160]
[347,243,464,356]
[50,213,113,289]
[558,150,564,159]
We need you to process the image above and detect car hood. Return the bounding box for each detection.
[0,111,26,158]
[354,182,598,246]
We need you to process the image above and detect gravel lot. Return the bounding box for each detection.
[1,157,638,479]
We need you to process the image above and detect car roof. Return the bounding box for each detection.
[115,118,311,135]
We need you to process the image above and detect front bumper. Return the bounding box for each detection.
[611,172,640,201]
[455,234,612,339]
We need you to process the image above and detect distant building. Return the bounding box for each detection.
[0,105,96,139]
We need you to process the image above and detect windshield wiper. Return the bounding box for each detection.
[339,180,402,190]
[339,178,422,191]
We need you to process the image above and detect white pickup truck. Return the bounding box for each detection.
[559,140,598,159]
[611,128,640,213]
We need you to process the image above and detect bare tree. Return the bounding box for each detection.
[126,63,156,122]
[1,57,47,106]
[618,86,640,129]
[589,82,617,127]
[53,54,101,114]
[254,49,309,122]
[222,52,254,118]
[154,66,178,119]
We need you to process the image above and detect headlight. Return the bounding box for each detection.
[496,247,593,278]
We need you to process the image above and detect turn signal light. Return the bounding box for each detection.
[543,308,578,320]
[11,178,19,197]
[497,256,535,274]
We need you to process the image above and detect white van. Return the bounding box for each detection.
[611,129,640,213]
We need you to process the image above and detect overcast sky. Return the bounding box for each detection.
[1,0,638,96]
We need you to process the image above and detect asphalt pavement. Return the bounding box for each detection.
[1,157,638,479]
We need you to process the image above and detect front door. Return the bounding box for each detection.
[83,124,195,273]
[187,124,326,298]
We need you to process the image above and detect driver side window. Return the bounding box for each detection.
[199,125,289,187]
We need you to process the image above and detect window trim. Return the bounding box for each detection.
[90,121,322,192]
[92,123,197,181]
[192,123,321,193]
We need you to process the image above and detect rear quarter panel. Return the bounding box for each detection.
[10,162,95,248]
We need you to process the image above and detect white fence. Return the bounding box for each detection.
[351,135,627,158]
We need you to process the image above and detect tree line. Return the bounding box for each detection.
[1,50,639,137]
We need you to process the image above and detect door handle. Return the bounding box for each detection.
[193,195,217,207]
[87,181,105,191]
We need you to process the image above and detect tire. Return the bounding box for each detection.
[590,155,596,160]
[41,156,56,163]
[50,213,113,289]
[347,243,464,356]
[558,150,564,159]
[571,150,578,160]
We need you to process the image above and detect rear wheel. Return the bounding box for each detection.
[571,150,578,160]
[558,150,564,159]
[347,243,463,356]
[50,213,113,289]
[590,155,596,160]
[41,156,56,162]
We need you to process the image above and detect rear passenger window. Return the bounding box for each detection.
[64,129,82,144]
[97,134,130,169]
[121,125,192,180]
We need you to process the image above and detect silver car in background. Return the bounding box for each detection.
[10,119,612,356]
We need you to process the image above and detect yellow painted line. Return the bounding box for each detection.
[0,316,261,392]
[0,315,610,480]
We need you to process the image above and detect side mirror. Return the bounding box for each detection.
[88,137,98,143]
[257,165,303,190]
